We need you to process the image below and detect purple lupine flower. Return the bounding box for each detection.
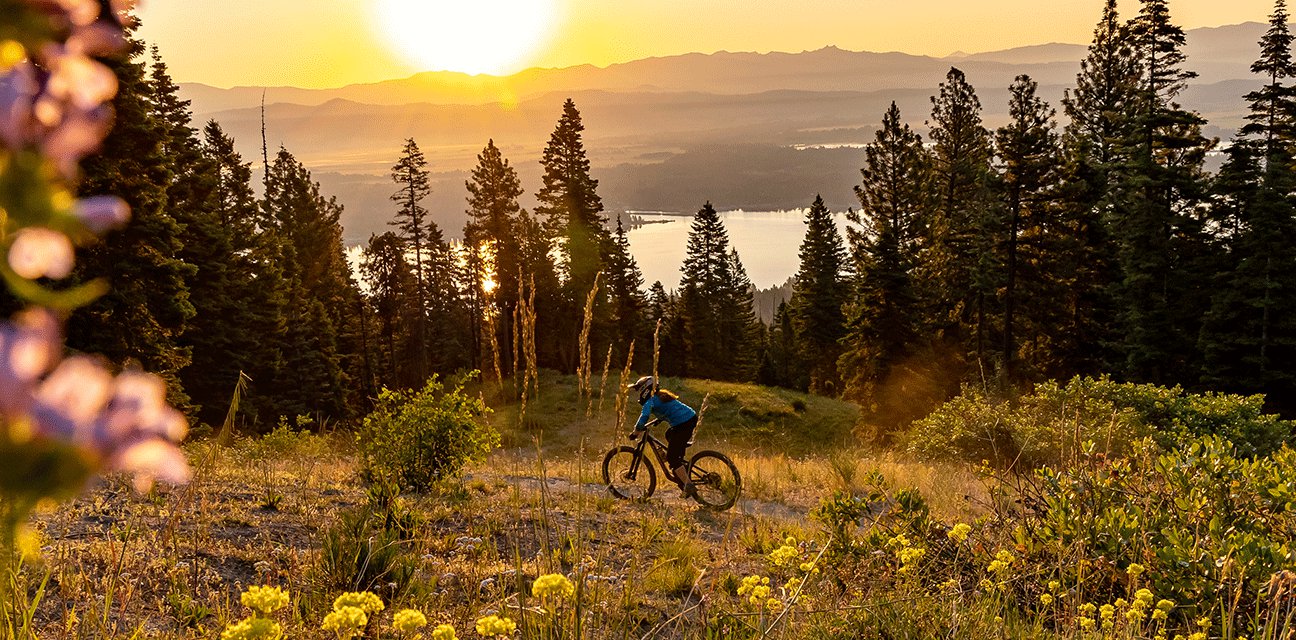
[0,62,38,150]
[8,227,75,279]
[41,43,117,111]
[0,308,59,416]
[40,104,112,177]
[26,356,192,490]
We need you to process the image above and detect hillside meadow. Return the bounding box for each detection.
[7,373,1293,639]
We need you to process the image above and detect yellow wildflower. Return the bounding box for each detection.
[1078,616,1095,631]
[766,597,781,609]
[769,545,800,568]
[1187,634,1206,640]
[474,615,517,637]
[1156,599,1175,612]
[948,523,971,542]
[1047,580,1061,593]
[1040,593,1054,606]
[532,573,576,600]
[1134,588,1154,605]
[1126,563,1146,577]
[1152,609,1167,622]
[798,561,819,574]
[321,606,368,639]
[333,591,385,615]
[897,546,926,566]
[1126,607,1146,624]
[392,609,428,635]
[1196,616,1211,629]
[1079,603,1097,617]
[738,575,769,596]
[430,623,457,640]
[240,586,290,616]
[222,617,283,640]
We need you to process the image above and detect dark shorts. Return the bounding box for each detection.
[664,416,698,470]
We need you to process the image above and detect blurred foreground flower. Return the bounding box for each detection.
[0,0,188,555]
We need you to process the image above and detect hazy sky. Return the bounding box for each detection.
[136,0,1280,88]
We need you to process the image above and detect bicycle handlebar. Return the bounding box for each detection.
[628,417,664,440]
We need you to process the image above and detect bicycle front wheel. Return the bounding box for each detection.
[687,450,741,510]
[602,446,656,500]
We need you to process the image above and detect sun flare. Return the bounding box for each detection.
[375,0,558,76]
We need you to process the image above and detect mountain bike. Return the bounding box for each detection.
[601,418,742,511]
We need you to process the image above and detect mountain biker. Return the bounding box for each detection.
[628,376,699,497]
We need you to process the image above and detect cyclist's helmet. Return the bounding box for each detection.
[629,375,656,405]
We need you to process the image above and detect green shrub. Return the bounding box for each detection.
[905,376,1293,466]
[358,374,498,492]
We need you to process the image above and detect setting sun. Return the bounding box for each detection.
[375,0,558,75]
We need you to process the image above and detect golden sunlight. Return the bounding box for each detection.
[375,0,558,76]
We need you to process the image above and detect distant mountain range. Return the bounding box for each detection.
[177,22,1277,244]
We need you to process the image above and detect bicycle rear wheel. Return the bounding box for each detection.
[687,450,741,510]
[602,446,656,500]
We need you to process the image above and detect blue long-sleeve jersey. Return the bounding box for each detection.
[634,394,697,430]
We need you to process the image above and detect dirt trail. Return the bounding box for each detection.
[466,472,806,521]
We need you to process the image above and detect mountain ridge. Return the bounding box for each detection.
[177,21,1272,246]
[180,22,1269,116]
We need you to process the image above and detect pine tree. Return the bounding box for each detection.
[994,75,1065,381]
[758,302,803,389]
[262,147,356,418]
[606,214,648,363]
[536,99,610,290]
[464,139,525,373]
[1112,0,1216,383]
[839,103,930,427]
[1063,0,1142,185]
[646,281,686,377]
[536,99,611,369]
[923,69,999,374]
[69,35,195,411]
[678,202,754,380]
[721,248,760,380]
[787,195,849,394]
[1200,0,1296,412]
[1056,0,1141,377]
[389,138,433,380]
[361,231,420,388]
[423,220,471,374]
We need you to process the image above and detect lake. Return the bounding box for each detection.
[625,209,853,290]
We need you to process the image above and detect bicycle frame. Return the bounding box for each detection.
[628,420,683,488]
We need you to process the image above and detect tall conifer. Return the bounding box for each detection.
[389,138,433,380]
[994,76,1065,381]
[923,68,998,373]
[787,195,849,394]
[839,103,929,426]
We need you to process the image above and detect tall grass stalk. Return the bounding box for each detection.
[485,293,505,394]
[614,341,635,441]
[577,271,602,401]
[652,319,661,389]
[594,345,614,418]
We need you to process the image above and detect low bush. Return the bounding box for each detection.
[808,437,1296,639]
[358,373,498,492]
[905,376,1294,467]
